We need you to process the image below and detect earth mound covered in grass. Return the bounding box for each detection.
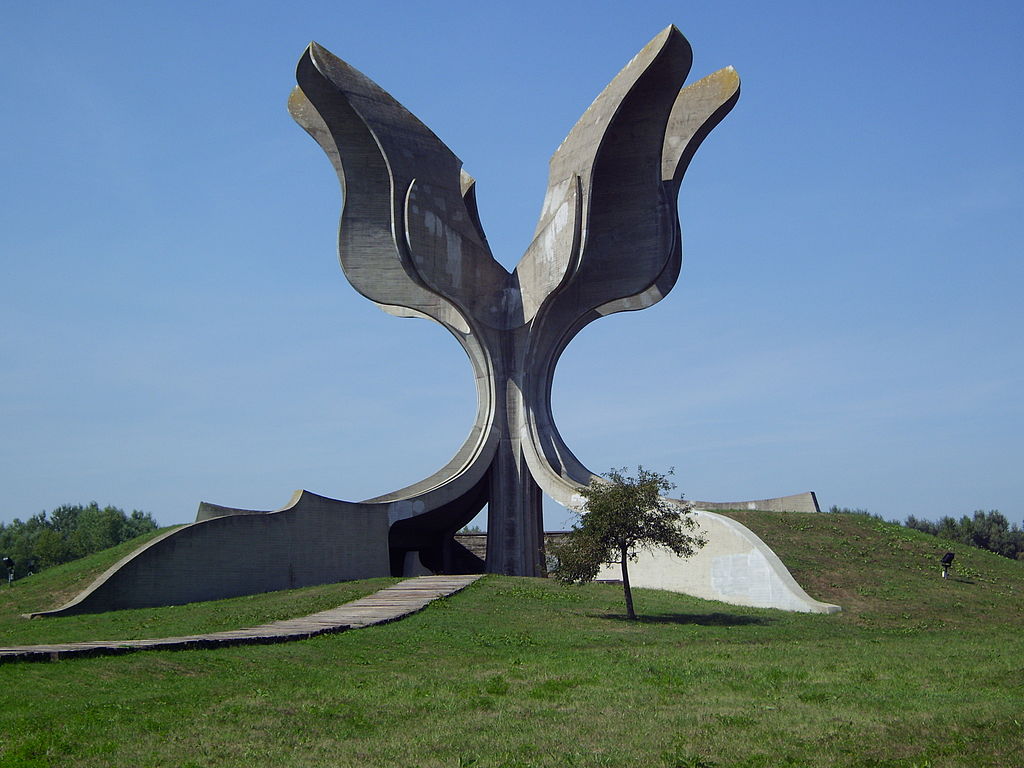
[0,530,398,647]
[0,526,174,618]
[721,509,1023,630]
[1,512,1021,767]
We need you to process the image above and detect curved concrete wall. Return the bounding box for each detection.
[30,493,390,617]
[691,492,820,514]
[594,509,839,614]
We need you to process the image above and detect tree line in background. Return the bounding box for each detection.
[830,506,1024,561]
[0,503,159,579]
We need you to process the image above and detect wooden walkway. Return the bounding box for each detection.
[0,574,481,663]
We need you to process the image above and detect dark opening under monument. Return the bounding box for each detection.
[36,26,837,618]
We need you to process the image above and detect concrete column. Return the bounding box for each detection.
[484,330,545,576]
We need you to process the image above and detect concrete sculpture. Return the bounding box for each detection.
[34,26,836,617]
[284,25,742,578]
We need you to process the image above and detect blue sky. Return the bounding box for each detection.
[2,1,1021,530]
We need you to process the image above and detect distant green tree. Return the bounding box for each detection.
[550,467,705,620]
[0,503,158,578]
[903,510,1023,560]
[48,504,82,536]
[125,509,158,539]
[68,503,126,557]
[33,527,70,568]
[828,505,882,520]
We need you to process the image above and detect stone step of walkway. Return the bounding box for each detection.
[0,574,482,663]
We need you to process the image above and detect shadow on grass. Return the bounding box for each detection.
[598,612,774,626]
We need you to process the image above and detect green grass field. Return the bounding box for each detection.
[1,513,1021,767]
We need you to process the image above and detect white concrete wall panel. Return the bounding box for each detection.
[596,510,840,614]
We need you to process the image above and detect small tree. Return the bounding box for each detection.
[550,467,706,620]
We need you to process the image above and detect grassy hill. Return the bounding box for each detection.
[0,512,1021,767]
[720,510,1023,630]
[0,527,173,619]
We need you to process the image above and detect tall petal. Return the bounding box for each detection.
[516,25,693,322]
[292,43,509,330]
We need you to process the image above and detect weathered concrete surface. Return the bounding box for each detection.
[286,26,743,578]
[47,27,829,617]
[30,492,390,617]
[458,527,839,615]
[594,509,840,614]
[692,492,821,514]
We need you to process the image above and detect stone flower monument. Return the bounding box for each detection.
[34,27,836,617]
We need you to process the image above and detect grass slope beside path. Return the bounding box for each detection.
[1,527,176,618]
[0,530,398,646]
[0,513,1021,767]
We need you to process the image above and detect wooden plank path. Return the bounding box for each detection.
[0,574,481,663]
